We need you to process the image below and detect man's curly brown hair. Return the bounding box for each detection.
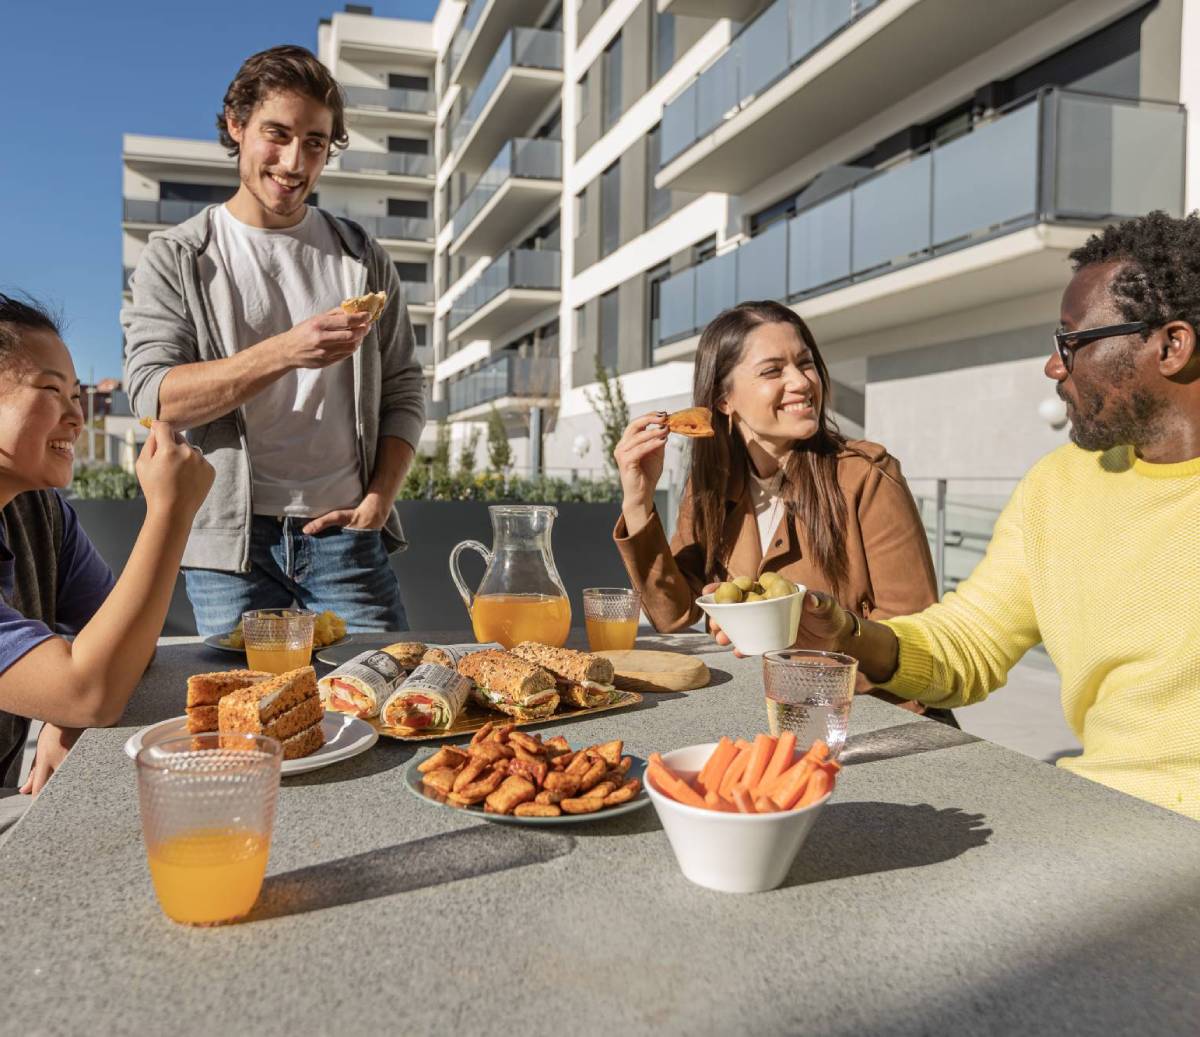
[217,45,349,158]
[1069,210,1200,338]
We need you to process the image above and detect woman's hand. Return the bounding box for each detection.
[614,412,669,535]
[701,585,853,660]
[136,420,215,522]
[19,723,83,796]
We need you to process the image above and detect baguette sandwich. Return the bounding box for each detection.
[510,642,617,708]
[456,650,559,721]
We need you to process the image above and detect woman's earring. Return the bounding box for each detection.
[727,411,733,435]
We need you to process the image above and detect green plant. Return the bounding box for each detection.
[69,465,141,500]
[396,469,620,503]
[486,405,513,473]
[458,427,482,475]
[584,356,629,475]
[432,422,452,481]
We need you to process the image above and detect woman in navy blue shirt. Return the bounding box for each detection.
[0,294,213,798]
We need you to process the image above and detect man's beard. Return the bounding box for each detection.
[1064,382,1165,452]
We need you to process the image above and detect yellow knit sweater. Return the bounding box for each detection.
[882,443,1200,821]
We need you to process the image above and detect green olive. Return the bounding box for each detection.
[765,582,794,599]
[732,576,754,593]
[713,582,744,604]
[744,591,766,603]
[759,571,784,587]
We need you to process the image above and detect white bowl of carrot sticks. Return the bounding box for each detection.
[645,733,838,894]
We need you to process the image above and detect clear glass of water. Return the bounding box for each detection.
[762,650,858,759]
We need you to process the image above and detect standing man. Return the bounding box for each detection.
[123,46,425,635]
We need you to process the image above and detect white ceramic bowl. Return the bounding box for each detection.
[695,586,805,656]
[646,743,831,894]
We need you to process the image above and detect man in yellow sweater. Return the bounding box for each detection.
[775,211,1200,820]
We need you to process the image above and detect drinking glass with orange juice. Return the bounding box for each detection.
[583,588,641,651]
[136,732,281,926]
[451,505,572,649]
[242,609,315,673]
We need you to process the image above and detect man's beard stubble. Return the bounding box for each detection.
[1064,380,1166,452]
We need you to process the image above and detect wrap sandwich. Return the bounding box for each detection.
[317,649,408,719]
[378,663,473,731]
[456,650,559,721]
[510,642,618,708]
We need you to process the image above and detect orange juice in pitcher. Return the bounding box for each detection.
[452,506,572,648]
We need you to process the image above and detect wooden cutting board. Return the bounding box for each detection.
[595,649,710,693]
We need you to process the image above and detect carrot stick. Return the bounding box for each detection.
[795,768,832,808]
[704,790,736,812]
[697,737,737,794]
[806,739,830,762]
[761,755,809,800]
[770,759,817,810]
[648,762,708,809]
[757,732,796,792]
[753,796,777,813]
[732,787,757,813]
[718,743,753,798]
[739,733,775,793]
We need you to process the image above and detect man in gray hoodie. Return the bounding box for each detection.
[122,45,425,636]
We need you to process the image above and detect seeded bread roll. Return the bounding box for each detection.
[510,643,614,686]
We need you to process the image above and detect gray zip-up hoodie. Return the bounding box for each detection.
[121,205,425,572]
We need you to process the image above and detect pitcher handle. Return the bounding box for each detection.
[449,539,491,613]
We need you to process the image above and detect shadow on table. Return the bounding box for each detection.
[567,802,663,838]
[283,739,417,786]
[840,721,980,767]
[634,635,724,658]
[783,801,992,888]
[247,824,574,922]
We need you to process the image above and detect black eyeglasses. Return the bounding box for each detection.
[1053,321,1149,373]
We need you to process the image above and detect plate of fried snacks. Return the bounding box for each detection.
[405,724,648,825]
[204,609,349,654]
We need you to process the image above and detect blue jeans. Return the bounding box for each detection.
[185,516,408,637]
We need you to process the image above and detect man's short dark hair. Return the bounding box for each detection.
[217,45,349,158]
[0,292,61,368]
[1069,210,1200,336]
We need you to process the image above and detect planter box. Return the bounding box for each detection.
[70,500,630,636]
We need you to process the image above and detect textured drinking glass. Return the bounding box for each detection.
[242,608,316,673]
[136,732,282,926]
[762,650,858,759]
[583,587,641,651]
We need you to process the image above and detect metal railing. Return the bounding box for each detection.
[336,150,435,177]
[447,354,560,413]
[399,281,434,306]
[123,198,214,224]
[656,88,1186,348]
[908,478,1020,595]
[661,0,883,166]
[449,249,561,331]
[343,84,433,115]
[451,138,562,234]
[450,27,563,154]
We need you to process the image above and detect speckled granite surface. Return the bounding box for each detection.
[2,632,1198,1036]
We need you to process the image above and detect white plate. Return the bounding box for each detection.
[123,711,378,775]
[202,634,350,656]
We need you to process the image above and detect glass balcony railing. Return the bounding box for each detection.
[656,89,1186,347]
[449,249,561,331]
[413,343,435,367]
[342,84,434,115]
[450,28,563,154]
[661,0,881,167]
[451,138,562,233]
[327,213,432,240]
[337,150,434,177]
[123,198,213,224]
[449,0,488,74]
[448,353,560,414]
[400,281,434,306]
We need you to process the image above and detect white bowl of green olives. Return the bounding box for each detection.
[695,572,806,656]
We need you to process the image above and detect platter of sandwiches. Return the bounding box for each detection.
[316,639,642,740]
[124,665,378,775]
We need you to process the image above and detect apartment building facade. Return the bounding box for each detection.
[123,0,1195,499]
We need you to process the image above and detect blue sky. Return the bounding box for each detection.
[0,0,438,383]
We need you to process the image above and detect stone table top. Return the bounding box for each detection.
[2,632,1198,1036]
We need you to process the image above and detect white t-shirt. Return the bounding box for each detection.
[211,205,363,518]
[748,468,786,556]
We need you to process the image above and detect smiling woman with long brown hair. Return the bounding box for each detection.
[613,300,942,712]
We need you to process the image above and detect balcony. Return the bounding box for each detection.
[658,0,1078,193]
[447,354,560,418]
[449,28,563,174]
[656,0,762,18]
[400,281,435,309]
[450,138,562,257]
[342,85,435,130]
[655,90,1185,355]
[448,249,561,344]
[448,0,551,90]
[328,150,435,182]
[329,212,433,244]
[122,198,212,227]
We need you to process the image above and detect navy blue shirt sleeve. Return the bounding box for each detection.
[53,494,115,636]
[0,604,55,677]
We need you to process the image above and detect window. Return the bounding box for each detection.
[694,235,717,263]
[600,160,620,257]
[646,262,671,358]
[603,33,622,130]
[599,289,619,372]
[394,260,428,283]
[535,110,562,140]
[576,71,589,123]
[389,72,429,91]
[159,182,235,203]
[749,193,797,236]
[413,323,428,347]
[574,304,587,356]
[650,12,676,84]
[388,198,429,218]
[646,124,671,227]
[388,136,429,154]
[575,189,587,238]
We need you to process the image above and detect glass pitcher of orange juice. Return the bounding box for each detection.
[450,505,571,648]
